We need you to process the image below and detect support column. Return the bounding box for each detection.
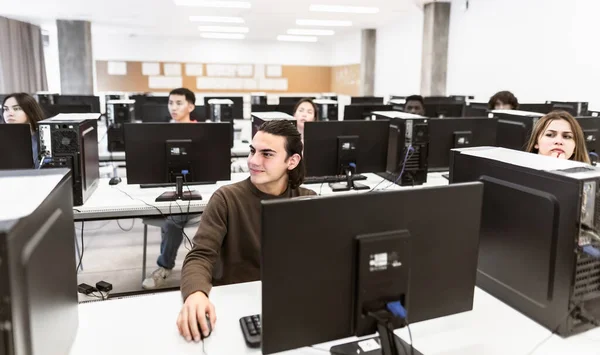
[420,1,451,96]
[57,20,94,95]
[360,29,376,96]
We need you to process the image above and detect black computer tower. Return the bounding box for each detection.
[492,110,544,151]
[251,112,296,139]
[38,114,100,206]
[0,169,79,355]
[106,100,135,152]
[450,146,600,336]
[373,111,428,186]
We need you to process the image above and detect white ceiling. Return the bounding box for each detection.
[0,0,418,42]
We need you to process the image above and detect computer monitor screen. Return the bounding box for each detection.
[548,101,588,116]
[518,103,553,114]
[252,104,295,116]
[343,104,394,120]
[279,96,313,105]
[41,104,93,118]
[124,123,231,185]
[140,103,170,123]
[463,103,490,117]
[53,95,100,113]
[303,120,389,177]
[131,95,169,118]
[424,103,465,118]
[576,116,600,154]
[0,169,79,355]
[261,182,483,354]
[0,124,34,169]
[351,96,384,104]
[428,117,498,171]
[204,96,243,119]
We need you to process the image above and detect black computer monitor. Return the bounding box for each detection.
[53,95,100,113]
[40,104,94,119]
[351,96,384,104]
[0,123,35,169]
[493,110,545,151]
[204,96,243,119]
[463,102,490,117]
[343,104,395,120]
[124,123,231,201]
[576,116,600,154]
[131,95,169,118]
[261,182,483,354]
[303,121,389,190]
[428,117,498,171]
[424,102,465,118]
[547,101,589,116]
[0,168,79,355]
[279,96,313,105]
[518,103,553,114]
[139,103,170,123]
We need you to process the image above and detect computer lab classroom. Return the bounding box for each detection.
[3,0,600,354]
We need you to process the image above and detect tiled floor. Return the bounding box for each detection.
[75,218,198,301]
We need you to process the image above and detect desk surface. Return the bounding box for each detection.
[68,281,600,355]
[75,172,450,221]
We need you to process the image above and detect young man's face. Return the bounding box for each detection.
[405,100,425,115]
[247,131,300,189]
[168,94,194,122]
[494,100,514,110]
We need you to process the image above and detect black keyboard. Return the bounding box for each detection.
[303,174,367,185]
[239,314,261,348]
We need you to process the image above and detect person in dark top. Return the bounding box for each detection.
[2,93,45,168]
[176,120,316,343]
[404,95,425,116]
[488,90,519,110]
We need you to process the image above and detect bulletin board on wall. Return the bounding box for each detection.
[95,60,336,94]
[330,64,360,96]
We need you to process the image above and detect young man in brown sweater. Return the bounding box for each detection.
[176,120,316,342]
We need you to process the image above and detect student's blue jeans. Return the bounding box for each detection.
[157,214,201,270]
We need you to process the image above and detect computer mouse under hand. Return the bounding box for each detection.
[200,314,212,340]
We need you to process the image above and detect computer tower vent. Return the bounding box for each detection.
[574,253,600,300]
[51,130,79,154]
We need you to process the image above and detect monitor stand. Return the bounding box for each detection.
[330,167,369,192]
[155,176,202,202]
[329,313,424,355]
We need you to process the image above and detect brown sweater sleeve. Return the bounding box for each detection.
[180,190,228,301]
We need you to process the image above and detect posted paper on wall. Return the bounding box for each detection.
[149,76,183,89]
[164,63,182,76]
[186,64,204,76]
[107,61,127,75]
[142,62,161,76]
[206,64,237,77]
[237,65,253,77]
[266,65,282,77]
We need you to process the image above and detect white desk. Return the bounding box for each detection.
[68,281,600,355]
[74,173,449,221]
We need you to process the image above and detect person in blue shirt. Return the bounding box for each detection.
[2,93,45,168]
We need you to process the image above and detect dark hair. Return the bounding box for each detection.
[258,120,305,188]
[169,88,196,105]
[488,91,519,110]
[293,98,319,120]
[2,93,45,132]
[405,95,424,106]
[525,110,590,164]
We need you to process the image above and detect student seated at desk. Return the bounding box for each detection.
[293,97,317,139]
[525,110,590,163]
[488,90,519,110]
[404,94,425,116]
[2,93,45,168]
[176,120,316,342]
[142,87,202,289]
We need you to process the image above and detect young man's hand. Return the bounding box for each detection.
[177,291,217,342]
